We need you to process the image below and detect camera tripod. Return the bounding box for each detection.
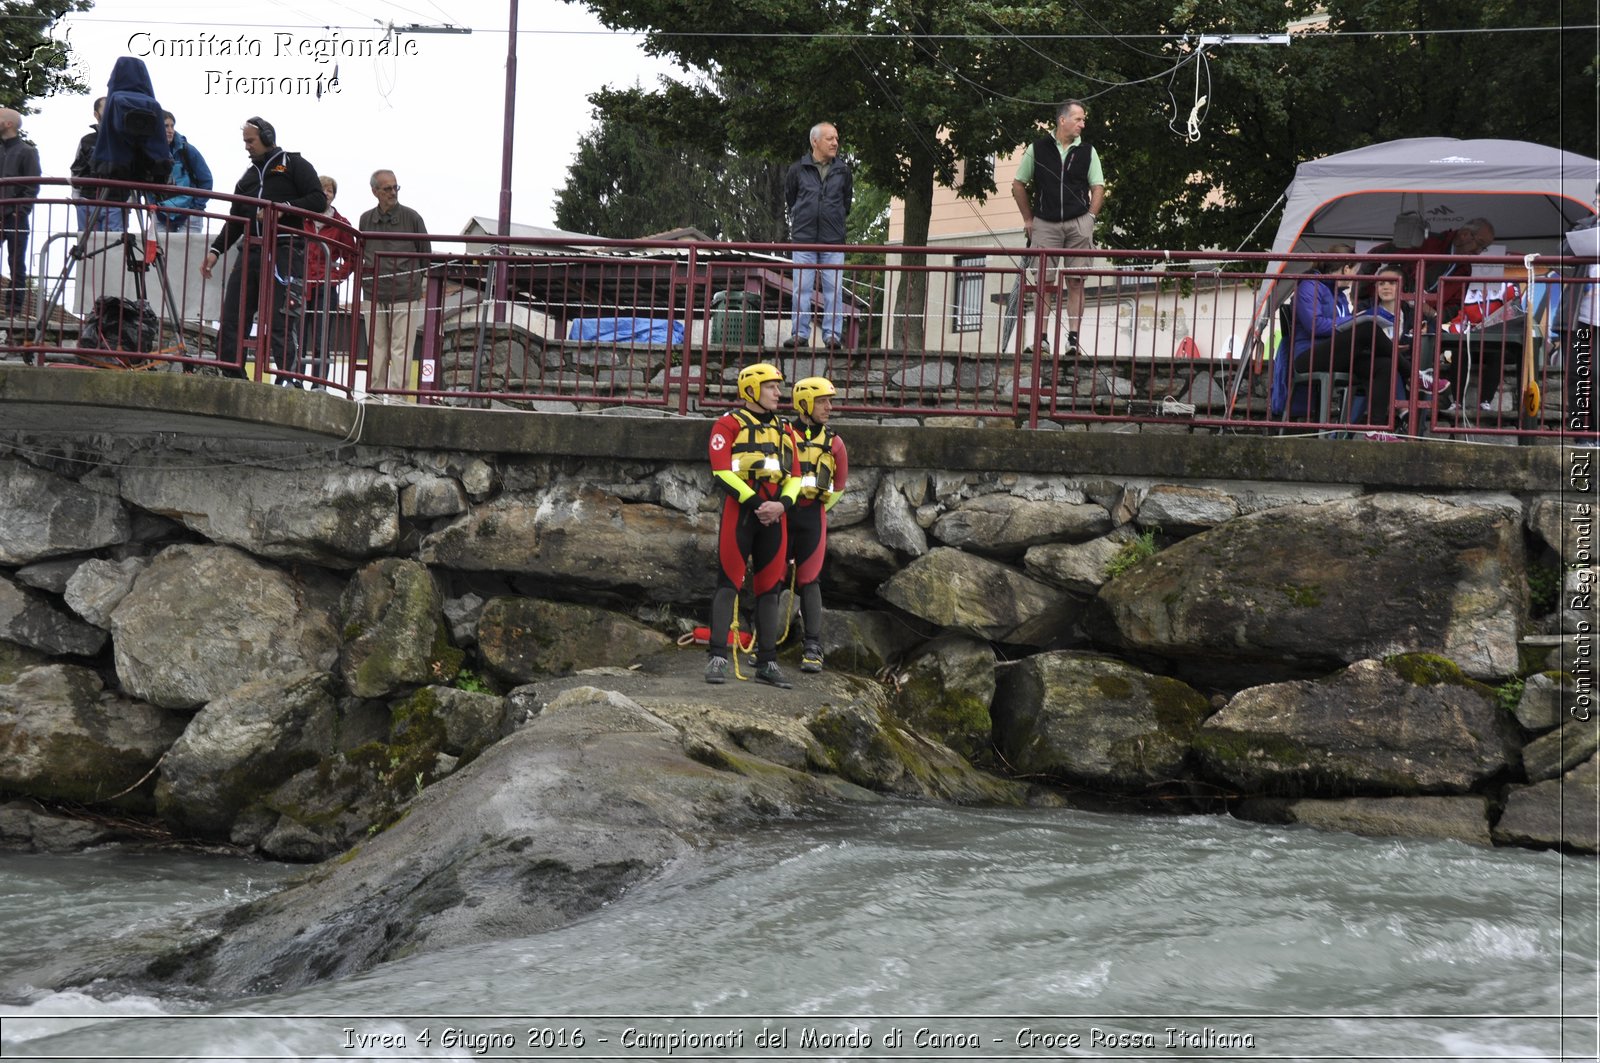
[31,188,190,368]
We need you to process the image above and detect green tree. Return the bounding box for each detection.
[2,1,92,110]
[575,1,1054,345]
[569,0,1593,342]
[553,105,790,241]
[1083,0,1598,252]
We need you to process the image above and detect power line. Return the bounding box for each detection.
[9,11,1597,41]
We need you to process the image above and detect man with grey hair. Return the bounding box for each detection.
[359,169,430,397]
[1011,99,1104,356]
[782,121,853,350]
[0,108,41,317]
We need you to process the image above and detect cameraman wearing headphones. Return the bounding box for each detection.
[200,117,325,380]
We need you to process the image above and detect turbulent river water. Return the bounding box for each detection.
[1,803,1595,1062]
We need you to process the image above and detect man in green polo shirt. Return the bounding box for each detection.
[1010,100,1105,357]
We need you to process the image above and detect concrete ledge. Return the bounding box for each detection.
[0,366,1568,492]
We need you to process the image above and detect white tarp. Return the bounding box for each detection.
[1269,137,1599,255]
[1238,137,1600,366]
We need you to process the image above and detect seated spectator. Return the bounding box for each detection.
[1316,267,1448,437]
[1269,244,1355,418]
[1417,218,1496,323]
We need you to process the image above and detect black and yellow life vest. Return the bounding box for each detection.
[728,409,793,482]
[790,420,837,499]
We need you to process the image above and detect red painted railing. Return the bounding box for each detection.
[0,177,1592,443]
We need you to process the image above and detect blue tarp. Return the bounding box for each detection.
[568,317,684,345]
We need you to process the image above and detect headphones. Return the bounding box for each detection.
[245,116,277,148]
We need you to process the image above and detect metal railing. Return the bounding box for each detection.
[1,176,1593,443]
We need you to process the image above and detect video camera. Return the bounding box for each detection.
[90,56,173,190]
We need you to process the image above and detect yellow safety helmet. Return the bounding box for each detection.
[737,362,783,404]
[792,376,836,418]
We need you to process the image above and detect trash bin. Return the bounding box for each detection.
[710,290,764,348]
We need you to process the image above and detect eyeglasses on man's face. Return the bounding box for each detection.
[376,184,399,192]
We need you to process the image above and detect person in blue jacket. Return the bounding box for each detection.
[156,111,211,233]
[1269,244,1353,419]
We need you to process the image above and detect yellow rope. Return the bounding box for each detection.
[779,560,798,645]
[728,553,763,682]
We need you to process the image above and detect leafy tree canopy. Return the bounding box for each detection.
[553,105,790,241]
[2,1,92,111]
[567,0,1595,253]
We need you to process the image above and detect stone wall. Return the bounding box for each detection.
[0,407,1593,860]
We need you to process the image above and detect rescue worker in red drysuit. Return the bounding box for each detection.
[786,376,849,673]
[704,363,801,688]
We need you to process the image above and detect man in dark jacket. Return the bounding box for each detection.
[69,98,123,233]
[0,108,41,316]
[782,122,853,350]
[199,116,326,380]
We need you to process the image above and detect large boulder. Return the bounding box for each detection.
[0,458,129,565]
[0,574,107,657]
[0,639,47,683]
[1493,754,1599,853]
[1134,484,1241,534]
[1235,795,1492,847]
[1512,672,1573,734]
[339,559,461,699]
[109,545,340,709]
[879,547,1077,646]
[255,684,507,862]
[0,664,184,809]
[1023,529,1135,595]
[873,473,929,557]
[1520,716,1600,783]
[1528,497,1586,565]
[35,686,846,997]
[476,597,671,683]
[1194,656,1519,797]
[155,670,341,838]
[418,485,714,604]
[117,462,399,567]
[931,494,1110,559]
[0,802,123,852]
[812,608,927,676]
[892,635,997,764]
[1090,494,1526,685]
[822,527,901,604]
[991,650,1213,791]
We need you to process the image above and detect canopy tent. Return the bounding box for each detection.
[1237,138,1599,417]
[1268,137,1599,256]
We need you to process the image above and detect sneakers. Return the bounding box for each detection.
[800,641,824,673]
[1416,369,1450,395]
[704,655,730,684]
[753,660,792,688]
[824,335,844,351]
[1066,331,1081,355]
[1480,392,1517,415]
[780,334,808,349]
[1023,339,1049,356]
[1363,430,1402,442]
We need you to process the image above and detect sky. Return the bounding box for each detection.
[18,0,684,239]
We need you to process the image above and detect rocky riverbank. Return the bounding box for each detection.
[0,423,1593,1000]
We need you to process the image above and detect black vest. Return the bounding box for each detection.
[1030,135,1093,223]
